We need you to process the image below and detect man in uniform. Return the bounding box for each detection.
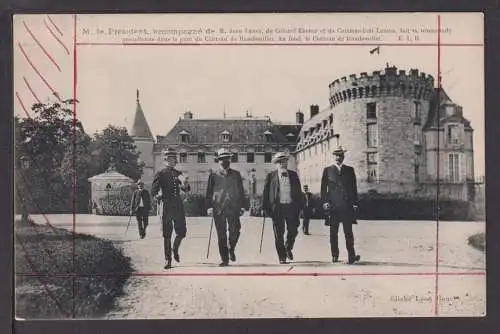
[320,145,361,264]
[129,180,151,239]
[151,148,191,269]
[263,152,303,264]
[301,184,314,235]
[205,148,246,267]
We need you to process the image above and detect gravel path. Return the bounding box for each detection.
[27,215,486,318]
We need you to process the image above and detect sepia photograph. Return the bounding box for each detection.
[13,12,485,319]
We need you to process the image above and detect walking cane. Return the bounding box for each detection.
[259,214,266,253]
[125,214,133,235]
[206,215,215,259]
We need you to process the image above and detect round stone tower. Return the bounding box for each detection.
[328,66,435,193]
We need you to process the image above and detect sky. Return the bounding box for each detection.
[13,13,484,177]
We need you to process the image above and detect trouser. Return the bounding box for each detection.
[135,207,149,237]
[302,212,312,233]
[214,211,241,262]
[329,222,356,259]
[271,204,300,261]
[162,208,187,262]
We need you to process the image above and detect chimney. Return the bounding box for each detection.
[184,111,193,119]
[296,110,304,124]
[310,104,320,119]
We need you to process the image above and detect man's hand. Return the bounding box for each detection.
[207,208,213,216]
[240,208,245,216]
[155,194,162,201]
[323,202,331,210]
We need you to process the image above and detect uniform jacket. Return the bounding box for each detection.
[320,164,358,224]
[151,166,190,207]
[205,168,246,216]
[263,169,303,216]
[302,191,314,215]
[130,189,151,213]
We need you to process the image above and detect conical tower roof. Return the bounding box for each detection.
[130,89,154,140]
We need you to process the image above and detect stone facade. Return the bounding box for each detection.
[131,102,300,197]
[295,66,475,200]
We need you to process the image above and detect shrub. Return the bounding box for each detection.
[183,193,206,217]
[99,185,134,216]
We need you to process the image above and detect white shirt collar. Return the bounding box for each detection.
[334,163,343,170]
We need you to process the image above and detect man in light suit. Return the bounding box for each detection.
[129,180,151,239]
[320,145,361,264]
[263,152,303,264]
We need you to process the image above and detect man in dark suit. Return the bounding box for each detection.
[129,180,151,239]
[320,146,361,264]
[151,148,191,269]
[206,148,246,267]
[263,152,303,264]
[301,184,314,235]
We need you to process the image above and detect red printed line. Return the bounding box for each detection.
[75,42,484,47]
[434,14,442,317]
[23,21,61,72]
[15,233,70,317]
[44,19,70,55]
[47,15,63,37]
[15,92,32,118]
[14,271,487,278]
[72,13,78,319]
[23,77,41,103]
[17,43,62,102]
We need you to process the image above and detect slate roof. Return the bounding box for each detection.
[424,87,473,130]
[157,118,301,148]
[130,90,154,139]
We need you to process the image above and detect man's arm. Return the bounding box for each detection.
[205,172,214,209]
[320,168,329,203]
[351,167,359,206]
[151,171,161,198]
[262,173,271,213]
[237,172,246,209]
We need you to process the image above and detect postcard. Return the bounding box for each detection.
[13,12,485,319]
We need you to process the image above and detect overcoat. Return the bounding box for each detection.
[320,164,358,225]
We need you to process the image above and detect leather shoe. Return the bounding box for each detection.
[279,259,287,264]
[173,250,180,263]
[219,261,229,267]
[164,261,172,269]
[332,256,339,263]
[286,249,294,261]
[348,255,361,264]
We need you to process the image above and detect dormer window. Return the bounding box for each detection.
[446,124,461,145]
[264,130,273,142]
[179,130,190,143]
[221,130,231,142]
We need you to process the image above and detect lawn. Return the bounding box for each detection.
[15,219,133,319]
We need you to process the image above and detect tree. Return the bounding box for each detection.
[89,125,144,181]
[15,98,84,213]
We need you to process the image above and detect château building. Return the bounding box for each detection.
[295,65,475,200]
[130,90,301,197]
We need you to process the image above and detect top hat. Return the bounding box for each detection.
[272,152,289,164]
[163,148,177,159]
[332,145,347,155]
[303,184,309,189]
[215,148,233,161]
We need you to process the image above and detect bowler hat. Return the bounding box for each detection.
[215,148,233,161]
[272,152,289,164]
